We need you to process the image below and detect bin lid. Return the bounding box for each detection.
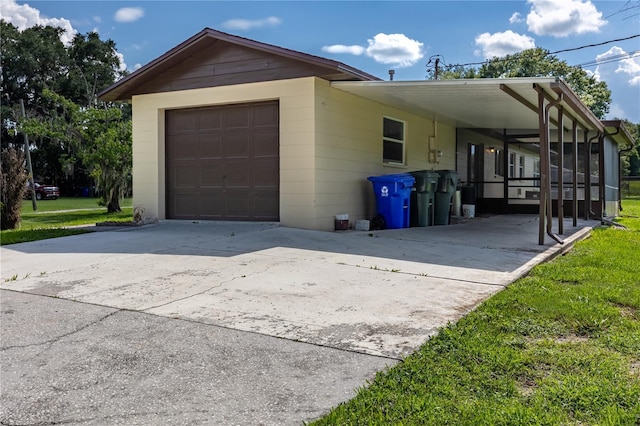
[368,173,415,182]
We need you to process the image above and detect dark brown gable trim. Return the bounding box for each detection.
[98,28,380,102]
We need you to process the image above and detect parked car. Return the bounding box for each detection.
[26,182,60,200]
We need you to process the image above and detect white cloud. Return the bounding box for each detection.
[526,0,606,37]
[509,12,524,24]
[114,51,127,73]
[0,0,76,45]
[596,46,640,86]
[365,33,424,68]
[475,30,535,59]
[134,63,142,70]
[321,44,365,55]
[114,7,144,23]
[221,16,281,31]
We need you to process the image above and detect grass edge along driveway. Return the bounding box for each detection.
[312,199,640,426]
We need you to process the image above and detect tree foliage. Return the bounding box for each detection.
[20,89,132,212]
[620,121,640,176]
[1,19,130,204]
[431,47,612,119]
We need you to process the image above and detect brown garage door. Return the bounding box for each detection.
[166,101,279,221]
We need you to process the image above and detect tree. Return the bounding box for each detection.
[20,89,132,212]
[431,48,611,119]
[61,32,125,108]
[620,121,640,176]
[80,107,132,212]
[1,20,128,196]
[1,147,27,230]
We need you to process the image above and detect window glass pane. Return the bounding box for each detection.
[384,118,403,140]
[383,140,403,163]
[495,150,504,176]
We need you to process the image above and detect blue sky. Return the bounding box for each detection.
[2,0,639,122]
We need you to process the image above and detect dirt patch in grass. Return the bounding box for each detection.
[554,334,591,344]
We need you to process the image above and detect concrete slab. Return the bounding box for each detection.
[1,290,391,425]
[1,214,597,424]
[1,215,596,359]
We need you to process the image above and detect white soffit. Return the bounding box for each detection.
[332,78,595,131]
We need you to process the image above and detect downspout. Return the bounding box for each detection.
[544,94,564,244]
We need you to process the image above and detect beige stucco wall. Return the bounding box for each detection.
[132,78,318,228]
[314,78,455,229]
[131,76,457,230]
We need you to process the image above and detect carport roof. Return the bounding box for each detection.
[332,77,605,134]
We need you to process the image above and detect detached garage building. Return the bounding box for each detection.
[99,28,632,238]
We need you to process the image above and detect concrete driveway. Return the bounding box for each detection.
[1,215,596,424]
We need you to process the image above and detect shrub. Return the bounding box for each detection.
[1,147,28,230]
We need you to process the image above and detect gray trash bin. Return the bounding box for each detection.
[409,170,440,227]
[434,170,459,225]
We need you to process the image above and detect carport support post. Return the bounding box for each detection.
[572,120,578,227]
[557,107,564,235]
[537,88,547,245]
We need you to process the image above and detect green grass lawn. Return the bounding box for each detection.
[1,197,133,245]
[312,198,640,425]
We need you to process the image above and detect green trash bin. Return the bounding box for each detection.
[434,170,459,225]
[409,170,440,227]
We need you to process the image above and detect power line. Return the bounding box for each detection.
[578,50,640,68]
[549,34,640,55]
[447,34,640,69]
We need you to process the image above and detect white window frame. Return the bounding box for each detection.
[533,158,541,187]
[508,152,517,178]
[519,155,525,179]
[383,116,406,165]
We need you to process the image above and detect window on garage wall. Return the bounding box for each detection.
[383,117,405,165]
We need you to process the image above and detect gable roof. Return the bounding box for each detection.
[98,28,381,102]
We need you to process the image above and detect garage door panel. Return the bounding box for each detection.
[200,193,224,219]
[166,101,279,221]
[173,193,200,218]
[253,132,279,157]
[171,135,198,160]
[225,158,252,187]
[197,109,223,131]
[198,134,222,159]
[168,110,197,133]
[253,103,279,127]
[253,158,279,187]
[200,161,223,187]
[254,191,279,220]
[225,191,251,220]
[223,133,250,158]
[224,107,250,129]
[173,164,198,187]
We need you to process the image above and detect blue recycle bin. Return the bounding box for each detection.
[367,173,415,229]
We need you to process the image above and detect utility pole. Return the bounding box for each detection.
[19,99,37,210]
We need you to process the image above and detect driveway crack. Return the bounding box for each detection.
[140,265,273,312]
[0,310,120,351]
